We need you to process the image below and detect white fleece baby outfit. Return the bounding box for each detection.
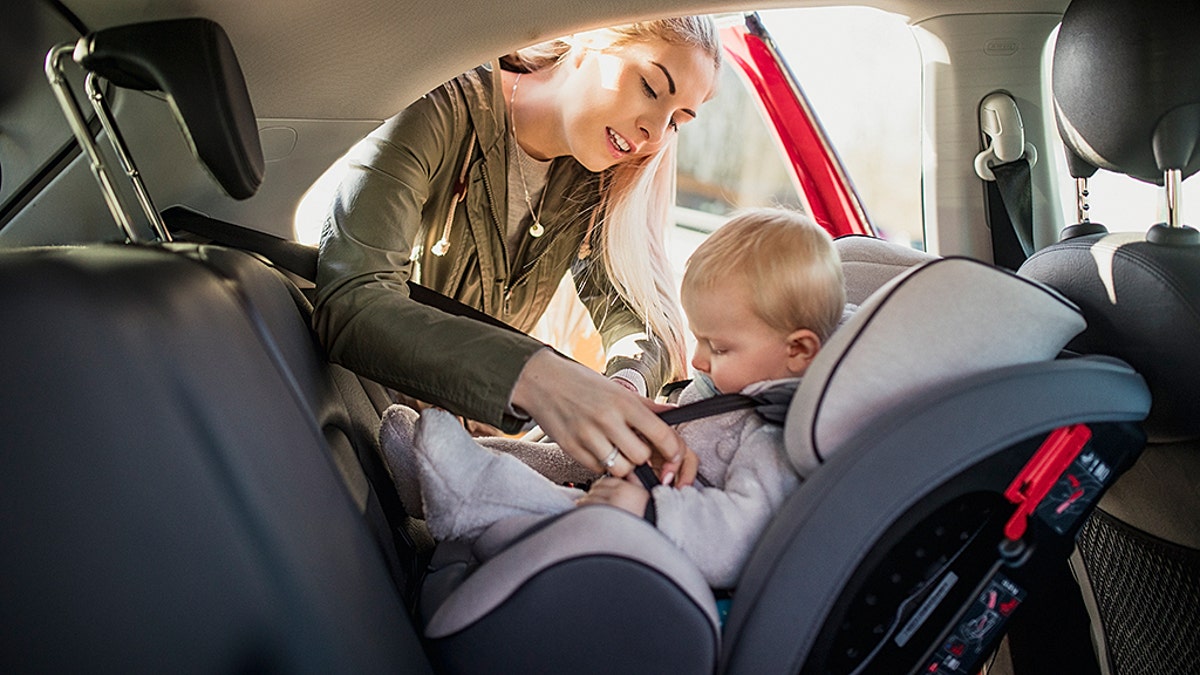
[381,376,803,588]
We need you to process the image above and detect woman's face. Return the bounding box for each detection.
[556,38,717,172]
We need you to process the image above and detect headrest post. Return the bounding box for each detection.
[1058,176,1108,240]
[83,72,172,242]
[43,43,141,243]
[1075,177,1091,224]
[1165,168,1183,229]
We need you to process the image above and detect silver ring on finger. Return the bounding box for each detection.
[601,446,621,469]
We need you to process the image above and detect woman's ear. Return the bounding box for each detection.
[785,329,821,375]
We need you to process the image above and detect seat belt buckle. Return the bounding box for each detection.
[1002,424,1093,540]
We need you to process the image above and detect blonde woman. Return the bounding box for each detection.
[314,17,721,480]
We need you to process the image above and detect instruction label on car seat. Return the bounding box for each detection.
[923,573,1026,673]
[1033,449,1110,535]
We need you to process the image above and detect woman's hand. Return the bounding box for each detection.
[511,349,688,480]
[651,444,699,487]
[576,475,650,516]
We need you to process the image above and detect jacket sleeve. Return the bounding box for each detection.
[650,421,800,588]
[312,83,545,432]
[569,255,673,397]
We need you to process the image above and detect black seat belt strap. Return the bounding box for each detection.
[988,158,1035,269]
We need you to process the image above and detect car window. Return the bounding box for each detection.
[0,8,83,222]
[755,7,923,250]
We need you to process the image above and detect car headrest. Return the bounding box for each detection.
[75,17,264,199]
[1020,232,1200,442]
[1053,0,1200,184]
[786,258,1086,474]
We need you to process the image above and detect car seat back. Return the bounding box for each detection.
[1018,1,1200,672]
[43,15,427,592]
[722,256,1148,674]
[1,17,434,670]
[0,245,429,672]
[834,233,939,305]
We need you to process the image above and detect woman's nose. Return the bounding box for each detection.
[638,113,669,144]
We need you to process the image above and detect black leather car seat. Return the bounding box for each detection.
[2,18,434,671]
[1018,1,1200,671]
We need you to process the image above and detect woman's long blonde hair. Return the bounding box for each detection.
[508,17,721,383]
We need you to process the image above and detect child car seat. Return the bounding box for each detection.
[416,252,1150,674]
[1018,0,1200,672]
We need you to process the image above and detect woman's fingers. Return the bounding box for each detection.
[511,349,684,479]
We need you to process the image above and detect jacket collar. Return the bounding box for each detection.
[460,61,507,163]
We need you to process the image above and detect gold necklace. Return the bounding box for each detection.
[510,73,546,238]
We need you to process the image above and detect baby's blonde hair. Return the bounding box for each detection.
[682,208,845,342]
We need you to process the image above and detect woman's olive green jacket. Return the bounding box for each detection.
[313,62,671,432]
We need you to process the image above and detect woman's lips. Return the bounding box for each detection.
[607,127,633,158]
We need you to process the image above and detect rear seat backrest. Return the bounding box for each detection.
[42,15,424,594]
[0,245,430,672]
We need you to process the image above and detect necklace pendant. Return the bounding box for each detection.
[529,221,545,238]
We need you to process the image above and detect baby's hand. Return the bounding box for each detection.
[576,475,651,516]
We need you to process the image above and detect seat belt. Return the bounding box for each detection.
[988,159,1035,269]
[974,92,1037,270]
[630,381,799,489]
[162,205,519,334]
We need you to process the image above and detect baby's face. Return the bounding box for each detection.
[683,282,799,394]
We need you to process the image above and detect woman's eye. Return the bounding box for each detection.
[641,78,657,100]
[668,118,679,132]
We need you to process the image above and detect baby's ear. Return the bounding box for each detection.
[785,329,821,375]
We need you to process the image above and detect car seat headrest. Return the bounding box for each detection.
[835,235,940,305]
[1053,0,1200,184]
[75,18,264,199]
[786,258,1086,474]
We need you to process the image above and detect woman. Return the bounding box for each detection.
[313,17,721,479]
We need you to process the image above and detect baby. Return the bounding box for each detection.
[382,207,845,588]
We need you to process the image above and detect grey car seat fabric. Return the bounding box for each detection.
[834,234,939,305]
[1016,1,1200,672]
[416,253,1150,674]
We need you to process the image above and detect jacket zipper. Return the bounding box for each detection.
[477,152,512,314]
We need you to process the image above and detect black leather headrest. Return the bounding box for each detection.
[75,18,264,200]
[1053,0,1200,184]
[1020,233,1200,442]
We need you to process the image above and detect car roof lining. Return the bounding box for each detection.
[56,0,1070,120]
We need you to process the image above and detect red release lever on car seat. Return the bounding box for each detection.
[1002,424,1093,540]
